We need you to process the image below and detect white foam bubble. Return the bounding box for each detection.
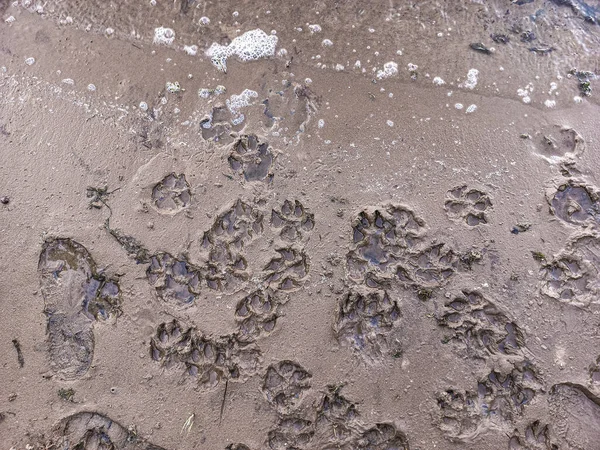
[87,84,96,91]
[139,101,148,111]
[544,99,556,108]
[25,57,35,65]
[183,45,198,56]
[309,24,322,33]
[460,69,479,90]
[322,39,333,47]
[154,27,175,46]
[433,77,446,86]
[206,29,278,72]
[386,120,394,127]
[376,61,398,79]
[454,103,464,110]
[465,104,477,114]
[318,119,325,128]
[226,89,258,121]
[199,17,210,26]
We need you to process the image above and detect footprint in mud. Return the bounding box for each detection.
[228,134,275,183]
[263,247,310,291]
[355,423,410,450]
[549,383,600,449]
[146,252,202,306]
[262,360,312,414]
[200,199,264,293]
[539,231,600,308]
[313,385,361,447]
[509,420,558,450]
[444,185,493,227]
[346,205,459,292]
[235,289,280,343]
[49,411,165,449]
[437,360,542,441]
[261,81,317,139]
[38,238,121,379]
[334,288,402,363]
[267,417,315,450]
[270,199,315,243]
[533,125,585,162]
[150,319,261,390]
[200,105,243,145]
[437,290,525,360]
[547,179,600,226]
[151,173,191,213]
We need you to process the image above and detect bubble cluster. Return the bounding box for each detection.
[376,61,398,80]
[206,29,278,72]
[153,27,175,46]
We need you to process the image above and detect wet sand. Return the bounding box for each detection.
[1,1,600,449]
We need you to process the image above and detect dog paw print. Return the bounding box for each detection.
[228,134,275,182]
[438,290,525,360]
[539,231,600,308]
[437,361,542,440]
[334,289,402,363]
[262,360,312,414]
[200,105,242,146]
[509,420,558,450]
[547,179,600,226]
[152,173,191,213]
[146,252,202,305]
[346,205,427,286]
[235,290,279,342]
[445,185,492,226]
[150,319,261,390]
[263,247,310,291]
[270,200,315,242]
[267,417,314,450]
[49,411,165,450]
[355,423,409,450]
[201,200,264,293]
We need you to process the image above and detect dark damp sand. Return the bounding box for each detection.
[1,1,600,449]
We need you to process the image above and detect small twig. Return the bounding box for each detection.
[219,379,229,424]
[12,339,24,368]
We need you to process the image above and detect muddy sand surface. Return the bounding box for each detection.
[1,0,600,449]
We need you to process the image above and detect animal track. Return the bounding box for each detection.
[312,385,360,447]
[334,289,402,363]
[267,417,315,450]
[270,200,315,242]
[445,185,492,226]
[346,206,426,283]
[38,238,121,379]
[263,247,310,291]
[539,231,600,307]
[262,360,312,414]
[437,361,542,440]
[152,173,191,213]
[150,319,261,390]
[535,125,584,160]
[547,179,600,226]
[509,420,558,450]
[49,411,165,449]
[200,105,242,145]
[201,199,264,293]
[438,290,525,360]
[146,252,202,305]
[355,423,409,450]
[228,134,275,182]
[346,206,459,291]
[235,290,279,342]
